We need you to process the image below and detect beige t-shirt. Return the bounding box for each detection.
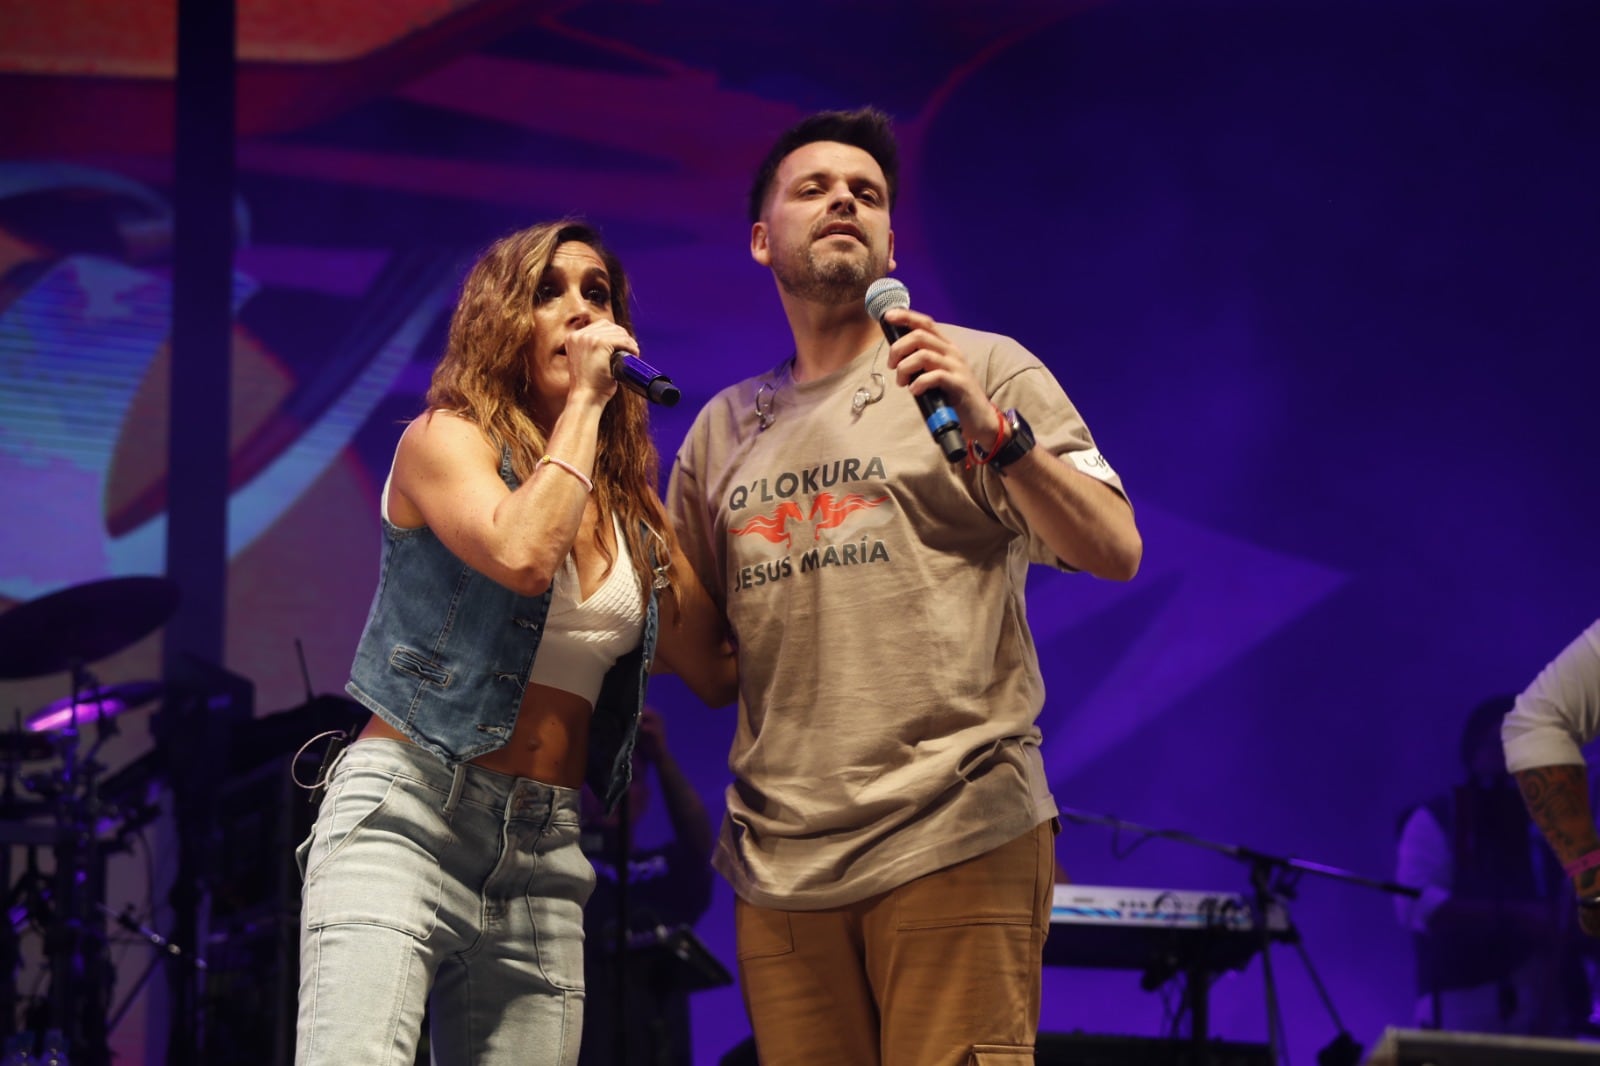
[667,324,1128,910]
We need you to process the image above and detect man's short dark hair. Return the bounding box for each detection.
[747,107,900,223]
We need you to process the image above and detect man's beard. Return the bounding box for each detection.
[772,241,883,305]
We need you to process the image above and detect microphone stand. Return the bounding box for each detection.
[101,903,205,1034]
[1057,806,1418,1066]
[48,663,113,1066]
[1,710,25,1047]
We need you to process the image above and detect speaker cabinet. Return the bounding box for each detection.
[1362,1027,1600,1066]
[201,753,311,1066]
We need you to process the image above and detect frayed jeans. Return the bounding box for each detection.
[295,739,594,1066]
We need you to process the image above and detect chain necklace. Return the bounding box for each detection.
[753,342,885,431]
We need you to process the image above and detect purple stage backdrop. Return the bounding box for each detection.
[2,1,1597,1062]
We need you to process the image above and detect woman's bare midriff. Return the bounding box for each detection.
[357,681,594,788]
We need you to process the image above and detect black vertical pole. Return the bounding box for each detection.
[164,0,235,1063]
[168,0,235,659]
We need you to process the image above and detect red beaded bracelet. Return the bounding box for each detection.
[965,403,1008,470]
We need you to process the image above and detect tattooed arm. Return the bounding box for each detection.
[1503,619,1600,933]
[1514,765,1600,933]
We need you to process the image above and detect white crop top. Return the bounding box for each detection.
[382,464,643,706]
[526,513,644,705]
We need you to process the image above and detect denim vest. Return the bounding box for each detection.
[346,448,658,813]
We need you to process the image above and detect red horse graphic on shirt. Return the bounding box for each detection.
[731,492,888,549]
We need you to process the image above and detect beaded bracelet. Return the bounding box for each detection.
[1564,849,1600,880]
[538,454,593,494]
[965,403,1009,470]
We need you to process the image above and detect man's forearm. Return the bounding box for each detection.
[1002,452,1141,581]
[1515,764,1600,889]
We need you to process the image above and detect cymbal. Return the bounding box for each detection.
[0,576,180,679]
[25,679,165,733]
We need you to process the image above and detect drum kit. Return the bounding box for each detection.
[0,576,182,1065]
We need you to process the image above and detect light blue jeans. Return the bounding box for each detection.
[295,739,593,1066]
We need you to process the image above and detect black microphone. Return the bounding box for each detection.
[611,351,680,407]
[864,278,965,463]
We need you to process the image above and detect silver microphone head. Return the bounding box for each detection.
[864,277,910,323]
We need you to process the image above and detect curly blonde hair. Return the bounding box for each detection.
[425,219,680,604]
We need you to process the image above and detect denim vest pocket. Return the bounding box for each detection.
[389,645,452,687]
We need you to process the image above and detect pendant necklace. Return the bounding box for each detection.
[851,342,887,414]
[754,342,885,431]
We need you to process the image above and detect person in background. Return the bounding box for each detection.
[1504,618,1600,1026]
[1395,695,1590,1033]
[579,707,718,1066]
[296,219,735,1066]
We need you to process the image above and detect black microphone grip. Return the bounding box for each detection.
[877,320,965,462]
[610,351,680,407]
[864,278,965,463]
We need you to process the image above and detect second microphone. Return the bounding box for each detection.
[611,351,680,407]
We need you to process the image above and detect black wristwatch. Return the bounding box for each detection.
[979,408,1035,475]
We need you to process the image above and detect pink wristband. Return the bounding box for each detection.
[1563,849,1600,879]
[537,454,593,494]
